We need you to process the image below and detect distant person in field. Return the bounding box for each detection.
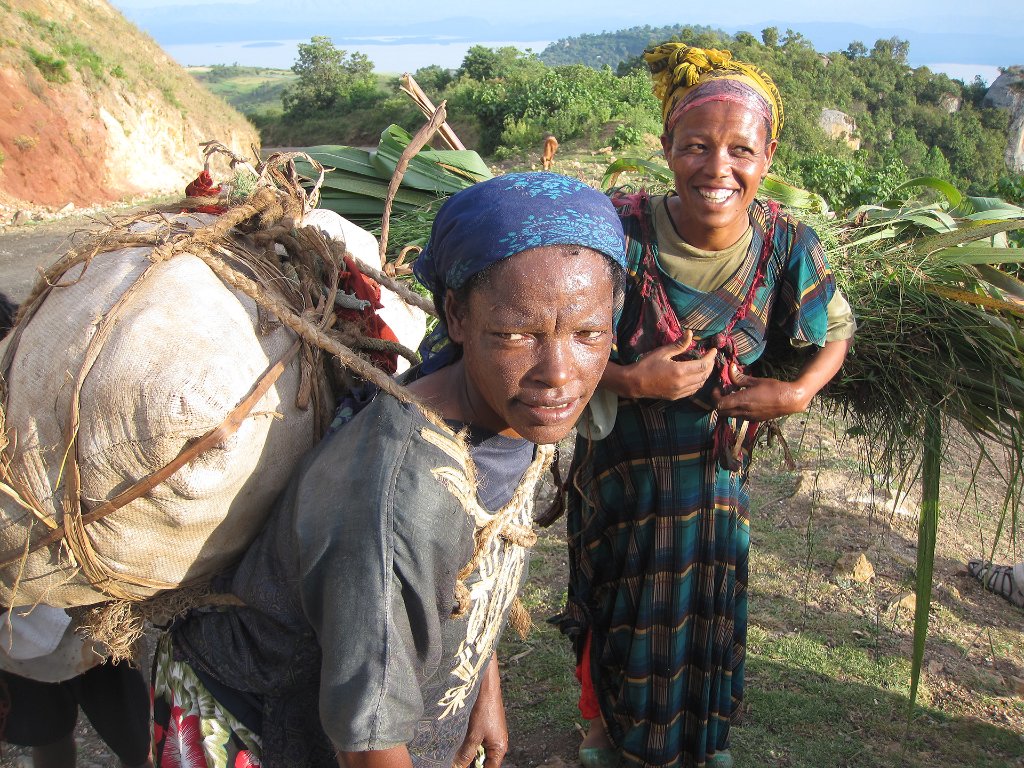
[542,134,559,170]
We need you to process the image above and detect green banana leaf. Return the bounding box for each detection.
[601,157,674,191]
[373,125,490,194]
[288,125,491,221]
[890,176,964,209]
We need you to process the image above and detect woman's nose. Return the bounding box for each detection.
[534,338,573,388]
[707,147,731,177]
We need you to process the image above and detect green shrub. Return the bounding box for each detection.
[797,152,865,210]
[611,122,644,150]
[995,173,1024,206]
[20,13,106,81]
[498,118,545,152]
[160,84,181,109]
[57,39,104,79]
[25,47,69,83]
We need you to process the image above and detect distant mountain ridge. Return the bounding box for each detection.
[111,2,1019,73]
[537,23,1019,72]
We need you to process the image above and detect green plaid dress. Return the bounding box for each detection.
[557,192,834,768]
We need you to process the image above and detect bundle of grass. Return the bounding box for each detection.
[762,182,1024,480]
[757,178,1024,710]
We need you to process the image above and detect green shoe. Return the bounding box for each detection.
[707,750,734,768]
[578,746,620,768]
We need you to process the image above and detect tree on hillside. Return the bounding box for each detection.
[413,64,453,94]
[457,46,537,81]
[283,35,376,116]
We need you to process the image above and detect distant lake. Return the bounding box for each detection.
[163,37,1002,87]
[165,38,552,73]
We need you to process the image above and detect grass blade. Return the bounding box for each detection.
[908,407,941,719]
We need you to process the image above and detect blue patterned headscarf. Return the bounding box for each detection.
[414,172,627,373]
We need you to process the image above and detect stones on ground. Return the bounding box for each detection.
[937,581,962,601]
[845,486,917,518]
[833,551,875,584]
[1009,675,1024,697]
[889,591,917,613]
[536,757,571,768]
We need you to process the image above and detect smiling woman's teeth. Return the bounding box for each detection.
[699,188,734,202]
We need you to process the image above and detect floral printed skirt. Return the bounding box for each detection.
[152,634,262,768]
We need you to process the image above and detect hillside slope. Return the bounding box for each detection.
[0,0,259,214]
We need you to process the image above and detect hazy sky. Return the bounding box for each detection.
[109,0,1017,83]
[109,0,1013,26]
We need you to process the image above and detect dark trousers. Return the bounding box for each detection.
[1,660,150,766]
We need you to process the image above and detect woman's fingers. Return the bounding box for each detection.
[629,342,715,400]
[717,376,805,419]
[665,346,716,400]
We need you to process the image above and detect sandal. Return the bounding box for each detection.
[968,560,1024,608]
[578,747,620,768]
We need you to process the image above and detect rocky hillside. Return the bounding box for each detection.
[0,0,259,218]
[982,66,1024,173]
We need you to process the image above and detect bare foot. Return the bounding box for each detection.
[580,717,614,750]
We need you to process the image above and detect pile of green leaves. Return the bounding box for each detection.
[292,123,492,232]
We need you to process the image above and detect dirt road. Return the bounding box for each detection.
[0,217,109,303]
[0,204,160,303]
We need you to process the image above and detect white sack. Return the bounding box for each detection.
[0,214,321,607]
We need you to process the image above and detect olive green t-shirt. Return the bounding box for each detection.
[651,194,856,342]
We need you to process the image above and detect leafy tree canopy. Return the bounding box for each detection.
[284,35,377,116]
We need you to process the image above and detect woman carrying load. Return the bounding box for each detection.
[554,44,856,768]
[151,172,628,768]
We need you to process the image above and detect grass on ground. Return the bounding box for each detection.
[499,409,1024,768]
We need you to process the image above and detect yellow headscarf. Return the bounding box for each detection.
[644,42,785,140]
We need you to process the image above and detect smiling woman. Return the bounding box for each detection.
[552,43,857,768]
[149,172,627,768]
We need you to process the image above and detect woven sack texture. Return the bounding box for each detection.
[0,224,321,607]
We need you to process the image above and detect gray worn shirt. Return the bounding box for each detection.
[174,393,542,768]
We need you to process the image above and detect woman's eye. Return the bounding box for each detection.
[576,330,607,341]
[497,332,528,341]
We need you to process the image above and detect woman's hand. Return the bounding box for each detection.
[452,653,507,768]
[714,337,853,420]
[713,366,810,420]
[601,330,718,401]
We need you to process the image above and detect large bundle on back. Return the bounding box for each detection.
[0,148,428,612]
